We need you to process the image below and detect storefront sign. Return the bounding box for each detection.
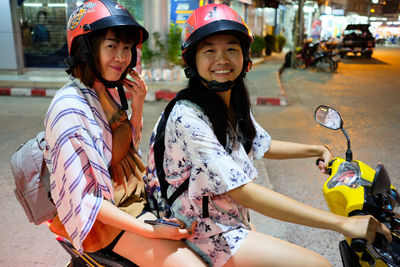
[332,9,344,16]
[170,0,199,25]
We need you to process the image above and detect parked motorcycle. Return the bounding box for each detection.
[295,41,340,72]
[314,105,400,267]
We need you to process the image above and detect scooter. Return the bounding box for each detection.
[52,229,137,267]
[314,105,400,267]
[295,41,340,72]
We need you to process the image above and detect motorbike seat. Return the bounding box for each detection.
[56,236,138,267]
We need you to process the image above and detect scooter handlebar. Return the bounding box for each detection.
[348,210,368,252]
[350,238,367,252]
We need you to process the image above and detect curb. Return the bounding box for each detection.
[0,87,58,97]
[0,61,289,106]
[0,86,287,106]
[250,57,288,106]
[153,89,288,106]
[0,86,159,102]
[153,61,289,106]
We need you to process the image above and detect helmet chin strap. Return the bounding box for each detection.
[184,66,235,92]
[87,61,129,111]
[199,76,235,92]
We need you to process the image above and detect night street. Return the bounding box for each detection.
[1,45,399,266]
[251,45,400,266]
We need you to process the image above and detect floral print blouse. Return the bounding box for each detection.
[146,99,271,266]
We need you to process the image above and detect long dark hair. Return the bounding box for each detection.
[187,76,256,153]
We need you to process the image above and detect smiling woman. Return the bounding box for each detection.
[43,1,206,266]
[145,4,391,267]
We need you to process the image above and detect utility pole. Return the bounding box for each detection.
[298,0,305,46]
[291,0,305,67]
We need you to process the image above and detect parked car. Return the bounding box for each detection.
[339,24,375,58]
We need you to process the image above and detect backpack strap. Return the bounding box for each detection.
[36,131,53,202]
[36,132,50,190]
[167,178,189,205]
[202,196,209,218]
[154,89,211,218]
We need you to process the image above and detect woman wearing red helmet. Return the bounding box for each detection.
[44,1,205,266]
[146,4,391,266]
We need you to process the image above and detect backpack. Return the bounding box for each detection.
[146,87,233,219]
[10,131,56,225]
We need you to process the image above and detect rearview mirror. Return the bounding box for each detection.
[314,105,342,130]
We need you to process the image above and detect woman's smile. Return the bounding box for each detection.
[108,65,124,73]
[213,69,233,74]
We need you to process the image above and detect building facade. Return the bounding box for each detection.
[2,0,147,71]
[2,0,265,71]
[4,0,395,71]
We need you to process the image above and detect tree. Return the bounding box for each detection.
[166,23,183,67]
[251,35,265,57]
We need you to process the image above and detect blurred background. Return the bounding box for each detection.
[1,0,399,74]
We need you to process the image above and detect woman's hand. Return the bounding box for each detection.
[122,69,147,145]
[98,201,196,241]
[341,215,392,245]
[123,68,147,109]
[152,219,197,240]
[317,146,333,174]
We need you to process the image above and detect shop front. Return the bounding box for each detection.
[15,0,144,68]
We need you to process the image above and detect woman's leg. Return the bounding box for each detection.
[112,232,206,267]
[224,230,331,267]
[112,212,206,267]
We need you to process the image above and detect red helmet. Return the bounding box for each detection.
[66,0,148,110]
[67,0,148,54]
[181,4,253,66]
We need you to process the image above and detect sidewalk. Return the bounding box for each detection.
[0,50,288,105]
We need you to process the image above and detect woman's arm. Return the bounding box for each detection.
[228,182,392,244]
[96,200,195,240]
[264,140,333,172]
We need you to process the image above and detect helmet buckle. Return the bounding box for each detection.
[184,67,196,79]
[83,24,91,31]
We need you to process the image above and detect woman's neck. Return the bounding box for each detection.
[216,89,231,107]
[93,80,106,95]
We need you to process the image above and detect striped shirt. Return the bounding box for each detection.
[44,77,114,254]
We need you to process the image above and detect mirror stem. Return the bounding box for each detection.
[341,127,353,161]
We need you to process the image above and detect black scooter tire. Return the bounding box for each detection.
[316,56,335,72]
[334,60,339,70]
[294,57,305,68]
[327,57,336,72]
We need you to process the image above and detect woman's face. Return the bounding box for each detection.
[195,33,243,84]
[98,29,133,82]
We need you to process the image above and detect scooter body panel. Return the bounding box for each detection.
[323,157,375,217]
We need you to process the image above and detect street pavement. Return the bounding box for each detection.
[0,50,294,266]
